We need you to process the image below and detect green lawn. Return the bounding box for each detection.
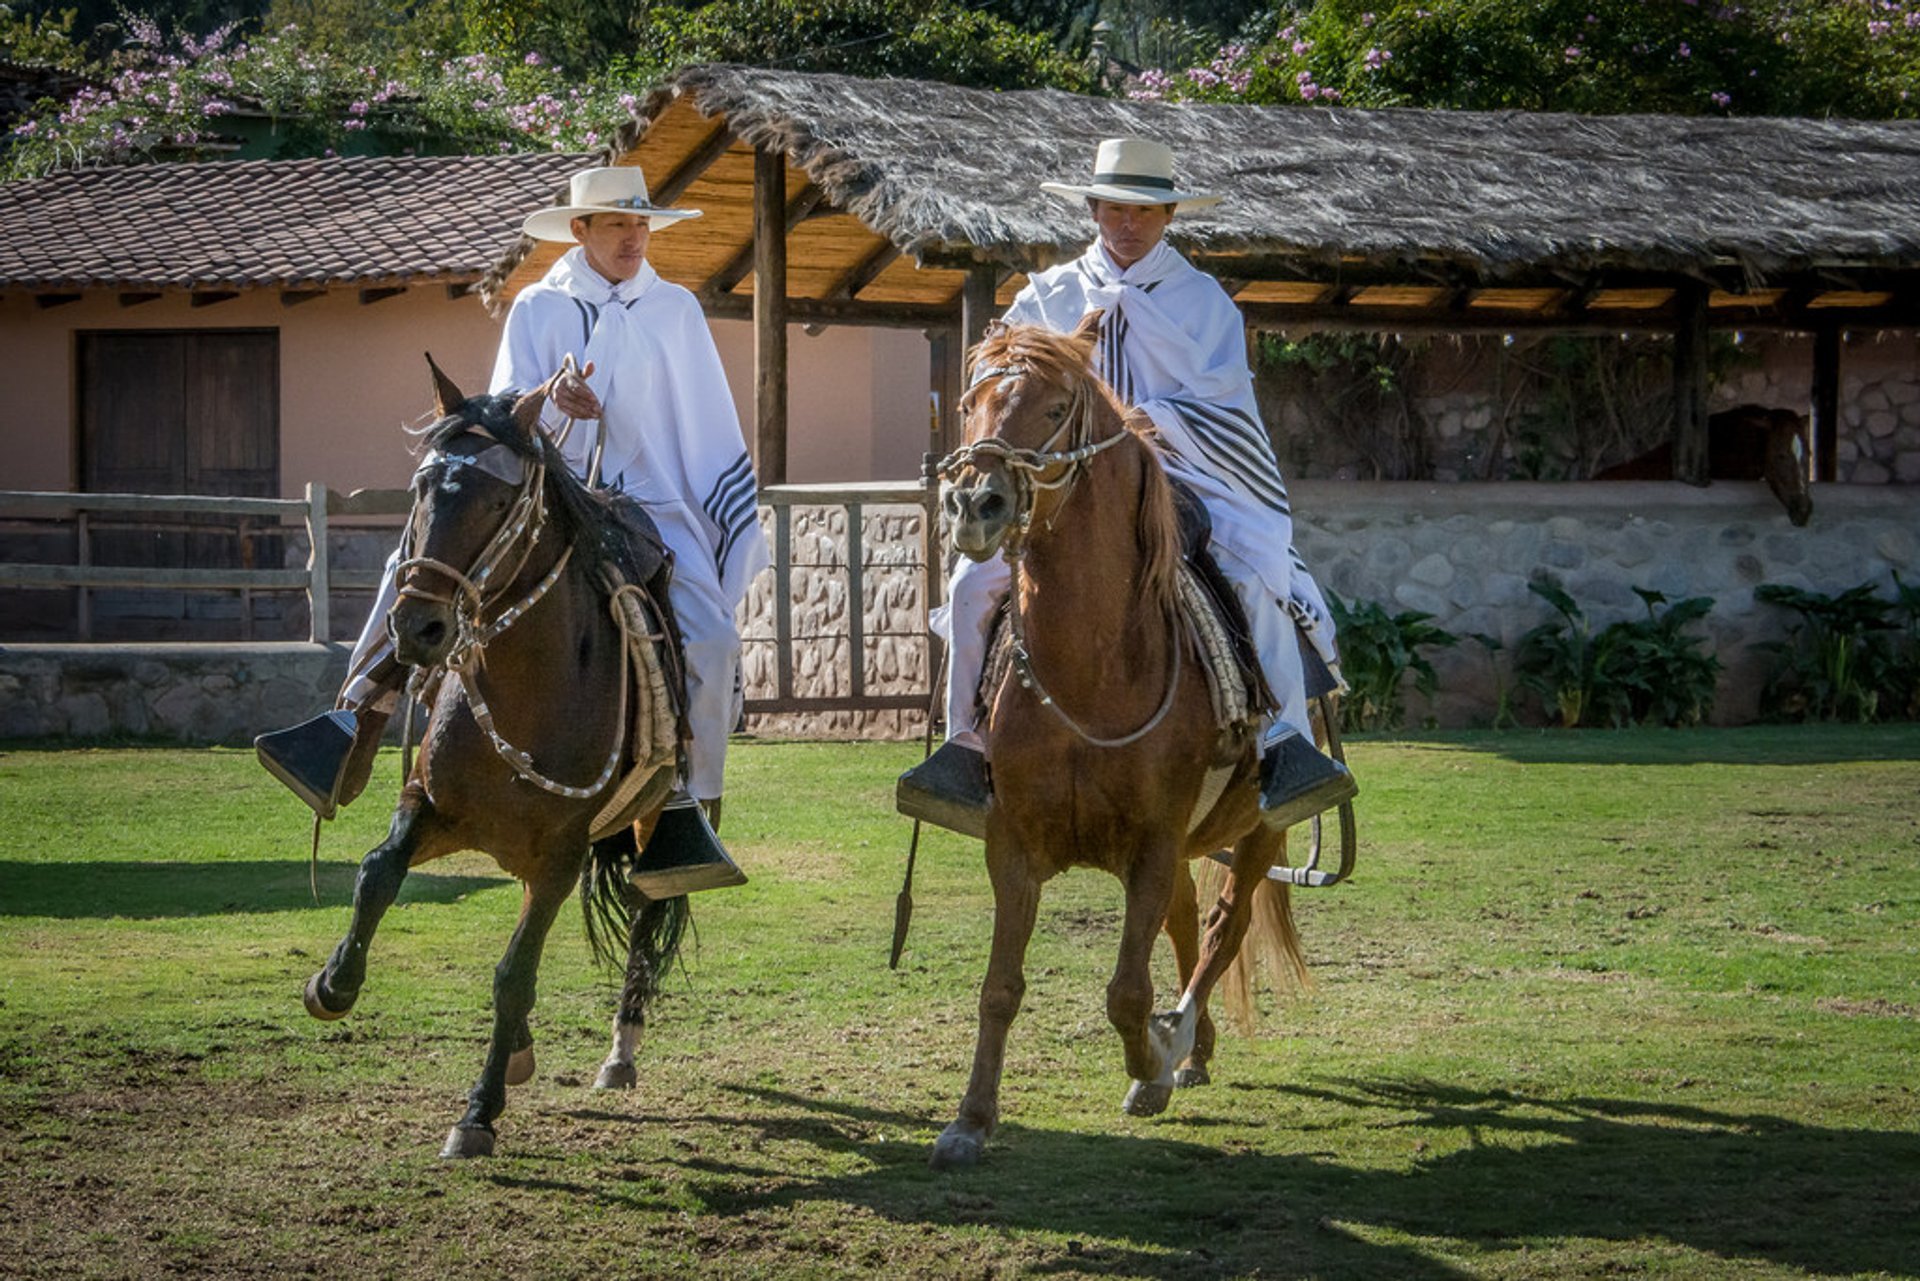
[1,727,1916,1279]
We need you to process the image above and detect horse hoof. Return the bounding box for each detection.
[593,1062,637,1090]
[440,1124,495,1159]
[302,972,351,1022]
[929,1122,986,1171]
[1174,1065,1211,1089]
[505,1046,535,1087]
[1123,1080,1173,1117]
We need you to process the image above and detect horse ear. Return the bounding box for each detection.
[510,385,548,442]
[425,352,464,417]
[1067,309,1105,365]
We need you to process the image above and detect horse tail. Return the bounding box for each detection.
[580,832,691,982]
[1219,872,1311,1034]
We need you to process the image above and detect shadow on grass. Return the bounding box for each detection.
[1383,723,1920,767]
[0,859,508,919]
[551,1079,1918,1279]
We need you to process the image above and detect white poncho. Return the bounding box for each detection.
[490,248,769,612]
[1003,240,1336,668]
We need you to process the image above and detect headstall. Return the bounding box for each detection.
[394,434,635,800]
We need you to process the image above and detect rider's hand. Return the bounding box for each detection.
[553,360,602,420]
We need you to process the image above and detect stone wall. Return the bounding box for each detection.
[1262,330,1920,485]
[1292,480,1920,726]
[5,483,1914,741]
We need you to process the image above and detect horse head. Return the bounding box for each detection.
[387,355,550,668]
[1758,408,1813,527]
[941,314,1107,562]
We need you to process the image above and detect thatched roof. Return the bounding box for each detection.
[487,64,1920,333]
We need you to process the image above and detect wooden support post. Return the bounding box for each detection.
[1812,325,1841,483]
[954,264,999,457]
[928,326,961,467]
[306,481,331,644]
[1671,280,1710,486]
[753,145,789,485]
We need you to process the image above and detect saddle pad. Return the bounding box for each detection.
[974,563,1272,739]
[589,584,684,842]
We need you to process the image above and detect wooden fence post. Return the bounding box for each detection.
[306,482,330,644]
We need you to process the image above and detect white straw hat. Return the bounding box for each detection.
[1039,137,1221,211]
[521,166,702,242]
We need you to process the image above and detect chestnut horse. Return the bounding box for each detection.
[929,317,1307,1170]
[300,362,688,1159]
[1593,404,1812,526]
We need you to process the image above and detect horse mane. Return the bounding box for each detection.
[970,323,1185,621]
[420,393,622,581]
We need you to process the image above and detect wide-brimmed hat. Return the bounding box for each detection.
[1039,137,1221,211]
[521,166,702,242]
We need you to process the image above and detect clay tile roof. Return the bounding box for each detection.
[0,151,592,292]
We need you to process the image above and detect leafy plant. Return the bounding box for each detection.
[1326,590,1458,732]
[1752,581,1906,723]
[1467,632,1517,730]
[1515,579,1720,727]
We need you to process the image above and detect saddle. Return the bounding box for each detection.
[974,479,1281,747]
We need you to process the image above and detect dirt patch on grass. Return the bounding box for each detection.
[1815,996,1920,1020]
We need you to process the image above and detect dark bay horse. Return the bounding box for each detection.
[929,317,1307,1170]
[1594,404,1812,526]
[301,361,687,1159]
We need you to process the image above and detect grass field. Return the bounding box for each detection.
[2,727,1917,1279]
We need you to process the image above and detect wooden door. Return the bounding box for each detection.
[77,330,280,639]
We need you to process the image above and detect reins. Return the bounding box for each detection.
[396,433,634,800]
[941,360,1185,749]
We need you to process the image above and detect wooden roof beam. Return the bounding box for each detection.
[825,239,902,302]
[651,121,735,206]
[704,292,953,330]
[699,182,826,303]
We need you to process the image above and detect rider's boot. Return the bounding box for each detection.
[255,710,361,821]
[1257,727,1357,831]
[628,794,747,899]
[254,657,401,820]
[895,738,990,839]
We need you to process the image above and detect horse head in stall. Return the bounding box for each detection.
[928,316,1313,1170]
[1594,403,1813,526]
[301,356,686,1159]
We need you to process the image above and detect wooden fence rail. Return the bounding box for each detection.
[0,478,940,719]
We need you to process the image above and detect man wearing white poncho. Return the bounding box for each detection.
[256,167,767,894]
[899,138,1355,835]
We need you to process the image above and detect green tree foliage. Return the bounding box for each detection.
[3,0,1084,173]
[1129,0,1920,119]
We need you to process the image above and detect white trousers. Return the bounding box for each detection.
[934,546,1309,746]
[340,504,741,802]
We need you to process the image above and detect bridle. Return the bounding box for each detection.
[394,432,636,800]
[936,361,1131,550]
[939,359,1183,749]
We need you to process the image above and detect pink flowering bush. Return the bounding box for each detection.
[3,15,646,176]
[1124,0,1920,117]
